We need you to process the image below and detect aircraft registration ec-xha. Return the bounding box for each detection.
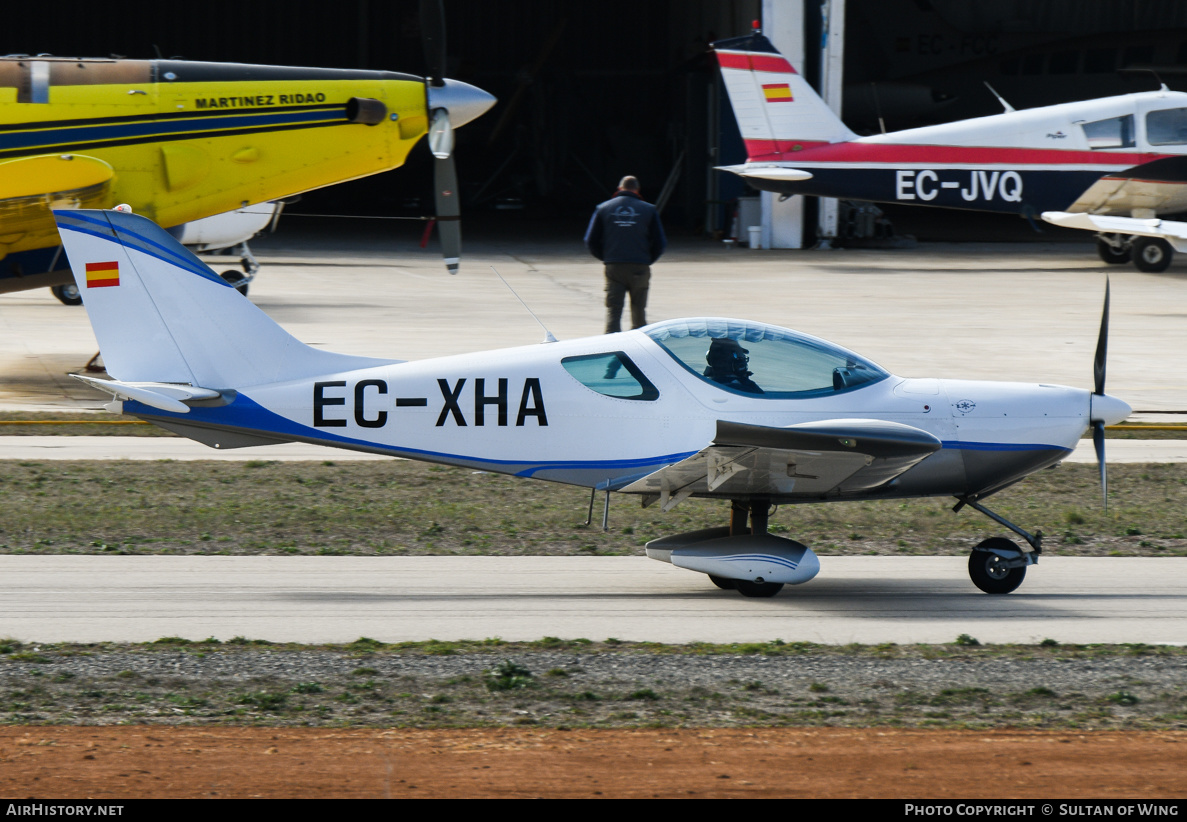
[54,207,1131,597]
[714,28,1187,272]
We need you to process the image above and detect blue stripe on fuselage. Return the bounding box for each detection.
[124,394,698,478]
[125,397,1072,486]
[0,107,344,155]
[943,440,1072,453]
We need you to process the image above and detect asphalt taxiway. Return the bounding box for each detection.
[3,555,1184,645]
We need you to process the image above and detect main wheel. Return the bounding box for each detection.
[1132,237,1173,273]
[51,283,82,306]
[708,575,737,590]
[1096,237,1131,265]
[734,579,784,598]
[968,538,1027,594]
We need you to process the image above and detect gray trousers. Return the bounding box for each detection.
[604,262,650,333]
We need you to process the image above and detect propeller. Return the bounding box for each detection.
[1091,277,1111,508]
[1086,277,1134,510]
[419,0,495,275]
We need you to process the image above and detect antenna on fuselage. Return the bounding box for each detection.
[490,266,557,343]
[1117,67,1169,93]
[983,81,1015,113]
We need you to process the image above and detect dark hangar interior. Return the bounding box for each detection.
[4,0,1186,241]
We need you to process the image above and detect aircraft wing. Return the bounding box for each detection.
[1063,155,1187,217]
[620,419,942,510]
[1041,211,1187,251]
[0,154,115,238]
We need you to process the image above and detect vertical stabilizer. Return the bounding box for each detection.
[712,32,855,161]
[54,209,394,388]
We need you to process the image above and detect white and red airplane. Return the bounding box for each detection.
[713,29,1187,272]
[53,206,1130,597]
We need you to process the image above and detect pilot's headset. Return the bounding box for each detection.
[706,338,750,374]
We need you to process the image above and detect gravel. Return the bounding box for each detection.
[4,645,1186,730]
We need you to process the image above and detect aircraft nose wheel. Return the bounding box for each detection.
[968,538,1027,594]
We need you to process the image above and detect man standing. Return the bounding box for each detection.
[584,176,666,334]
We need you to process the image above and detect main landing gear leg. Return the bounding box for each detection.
[710,500,750,590]
[1095,233,1132,265]
[217,242,260,296]
[953,495,1041,594]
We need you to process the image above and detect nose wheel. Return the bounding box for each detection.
[968,537,1029,594]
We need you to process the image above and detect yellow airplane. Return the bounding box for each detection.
[0,3,493,294]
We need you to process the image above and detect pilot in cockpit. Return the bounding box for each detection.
[704,338,763,394]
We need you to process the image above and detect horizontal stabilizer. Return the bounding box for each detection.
[716,165,813,182]
[71,374,221,414]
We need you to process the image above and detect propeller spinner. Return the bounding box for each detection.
[420,0,496,274]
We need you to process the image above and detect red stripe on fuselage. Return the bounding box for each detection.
[715,51,796,74]
[743,139,1172,167]
[743,139,830,161]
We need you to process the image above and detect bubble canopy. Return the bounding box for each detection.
[643,318,889,398]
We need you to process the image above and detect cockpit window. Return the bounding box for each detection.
[644,318,888,398]
[1081,115,1134,149]
[1147,108,1187,146]
[561,352,659,401]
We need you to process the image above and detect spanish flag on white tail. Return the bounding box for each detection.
[85,261,119,288]
[761,83,793,103]
[712,30,855,161]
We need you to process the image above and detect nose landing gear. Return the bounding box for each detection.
[954,496,1041,594]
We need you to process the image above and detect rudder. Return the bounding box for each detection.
[712,31,855,161]
[54,209,392,389]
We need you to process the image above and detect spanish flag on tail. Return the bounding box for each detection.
[85,261,119,288]
[762,83,793,103]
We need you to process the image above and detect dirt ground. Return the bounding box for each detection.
[2,727,1185,799]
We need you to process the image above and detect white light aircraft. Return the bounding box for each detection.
[714,29,1187,272]
[54,208,1131,596]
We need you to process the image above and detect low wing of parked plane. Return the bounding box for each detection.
[1040,210,1187,272]
[713,27,1187,271]
[0,0,493,298]
[52,207,1131,597]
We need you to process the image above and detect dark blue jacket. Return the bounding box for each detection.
[584,190,666,265]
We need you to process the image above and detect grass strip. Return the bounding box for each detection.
[0,460,1183,557]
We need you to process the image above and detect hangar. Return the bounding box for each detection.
[3,0,1185,248]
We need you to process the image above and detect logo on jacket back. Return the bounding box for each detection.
[611,205,640,227]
